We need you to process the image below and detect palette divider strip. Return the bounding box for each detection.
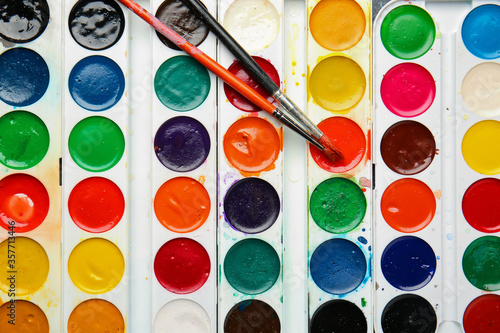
[216,0,285,329]
[149,0,218,330]
[0,0,63,330]
[61,0,131,329]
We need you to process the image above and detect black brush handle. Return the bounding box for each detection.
[182,0,280,95]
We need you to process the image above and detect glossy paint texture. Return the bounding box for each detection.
[68,116,125,172]
[381,178,436,233]
[154,116,210,172]
[462,236,500,291]
[224,238,280,294]
[463,294,500,333]
[381,120,436,175]
[381,63,436,117]
[223,177,280,234]
[0,300,49,332]
[0,111,49,169]
[68,177,124,233]
[223,116,280,174]
[381,294,437,333]
[154,177,210,233]
[0,0,50,43]
[309,177,366,233]
[310,117,366,173]
[462,120,500,175]
[462,62,500,118]
[154,238,210,294]
[68,238,125,294]
[309,56,366,112]
[381,236,436,291]
[309,0,365,51]
[0,173,49,232]
[68,0,125,50]
[310,238,366,295]
[380,5,435,59]
[462,5,500,59]
[68,55,125,111]
[462,178,500,233]
[0,48,49,107]
[224,56,280,112]
[154,55,210,111]
[310,300,367,333]
[154,299,211,333]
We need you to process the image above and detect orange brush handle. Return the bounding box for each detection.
[117,0,276,115]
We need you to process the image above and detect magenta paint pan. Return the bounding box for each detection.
[374,1,500,332]
[62,0,130,331]
[0,0,62,330]
[306,0,372,331]
[216,0,284,330]
[150,0,217,331]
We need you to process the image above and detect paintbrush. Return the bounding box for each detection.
[179,0,343,160]
[116,0,342,162]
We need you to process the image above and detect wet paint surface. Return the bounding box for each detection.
[310,300,367,333]
[462,236,500,291]
[0,173,49,233]
[381,120,436,175]
[68,238,125,294]
[223,116,280,174]
[223,0,280,52]
[0,237,49,296]
[68,299,124,333]
[462,62,500,118]
[462,4,500,59]
[154,299,211,333]
[223,177,280,234]
[381,294,437,333]
[381,236,436,291]
[310,238,366,294]
[224,238,280,295]
[381,63,436,117]
[154,177,210,233]
[309,177,366,233]
[0,0,50,43]
[0,300,49,332]
[154,116,210,172]
[154,55,210,111]
[154,238,210,294]
[310,117,366,173]
[309,56,366,112]
[68,177,124,233]
[462,120,500,175]
[68,55,125,111]
[462,178,500,233]
[0,48,49,107]
[463,294,500,333]
[224,56,280,112]
[155,0,209,50]
[381,178,436,233]
[309,0,365,51]
[68,0,125,50]
[68,116,125,172]
[0,111,49,169]
[380,5,435,59]
[224,300,280,333]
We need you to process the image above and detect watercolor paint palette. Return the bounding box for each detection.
[216,0,284,330]
[306,0,372,331]
[150,0,217,331]
[373,0,500,332]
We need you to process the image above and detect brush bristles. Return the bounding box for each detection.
[318,135,344,162]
